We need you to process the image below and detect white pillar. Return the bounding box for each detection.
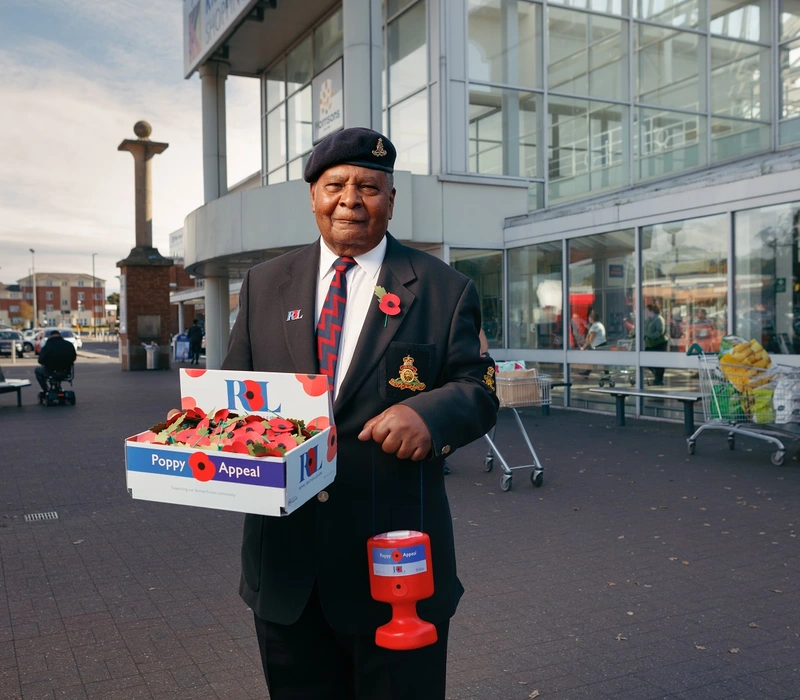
[199,60,230,368]
[204,278,229,369]
[177,301,185,335]
[342,0,382,129]
[199,61,230,203]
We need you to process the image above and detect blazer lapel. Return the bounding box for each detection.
[279,241,320,374]
[335,234,416,412]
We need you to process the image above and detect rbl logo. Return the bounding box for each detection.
[286,309,303,321]
[299,445,320,482]
[225,380,282,413]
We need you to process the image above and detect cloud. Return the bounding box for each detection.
[0,1,260,293]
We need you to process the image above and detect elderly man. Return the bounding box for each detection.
[35,330,76,396]
[222,127,498,699]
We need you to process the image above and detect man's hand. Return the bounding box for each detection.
[358,404,432,461]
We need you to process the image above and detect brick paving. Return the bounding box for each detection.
[0,352,798,699]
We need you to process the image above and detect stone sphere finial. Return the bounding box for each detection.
[133,121,152,139]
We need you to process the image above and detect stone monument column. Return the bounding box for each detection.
[116,121,174,371]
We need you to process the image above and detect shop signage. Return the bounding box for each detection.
[312,59,344,144]
[183,0,259,78]
[608,264,624,279]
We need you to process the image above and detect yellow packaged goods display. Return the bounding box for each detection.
[718,339,772,392]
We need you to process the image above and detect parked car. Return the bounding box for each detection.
[34,328,80,354]
[22,328,46,354]
[0,330,25,357]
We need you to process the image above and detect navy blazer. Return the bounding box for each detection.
[222,233,498,634]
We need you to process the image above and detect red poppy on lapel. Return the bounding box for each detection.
[374,286,401,327]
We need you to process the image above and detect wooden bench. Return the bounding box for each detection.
[589,387,702,435]
[0,366,31,407]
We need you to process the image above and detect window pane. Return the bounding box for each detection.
[314,9,343,73]
[548,96,628,203]
[641,368,703,421]
[641,215,728,355]
[781,38,800,120]
[568,230,635,351]
[635,108,706,180]
[288,155,310,181]
[781,0,800,41]
[388,0,417,18]
[388,0,427,103]
[636,25,705,111]
[287,86,312,160]
[548,8,627,100]
[508,242,563,349]
[268,167,287,185]
[286,35,313,95]
[265,59,285,110]
[267,106,286,172]
[549,0,626,13]
[469,85,540,177]
[468,0,541,89]
[451,250,505,348]
[711,0,769,43]
[735,203,800,354]
[570,364,637,413]
[711,39,769,120]
[634,0,701,29]
[711,118,770,162]
[390,91,429,174]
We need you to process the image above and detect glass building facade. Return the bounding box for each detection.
[247,0,800,423]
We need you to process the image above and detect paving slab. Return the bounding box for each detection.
[1,359,798,699]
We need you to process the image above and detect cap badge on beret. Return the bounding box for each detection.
[372,138,388,157]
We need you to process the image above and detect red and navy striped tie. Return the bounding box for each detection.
[317,256,357,395]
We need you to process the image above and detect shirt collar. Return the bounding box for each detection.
[318,235,387,282]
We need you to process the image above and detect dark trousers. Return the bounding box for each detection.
[35,366,50,392]
[253,586,450,700]
[190,342,201,364]
[645,341,668,382]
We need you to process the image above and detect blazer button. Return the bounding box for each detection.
[317,490,329,503]
[441,445,451,455]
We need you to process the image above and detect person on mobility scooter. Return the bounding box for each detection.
[36,330,77,406]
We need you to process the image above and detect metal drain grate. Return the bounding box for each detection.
[24,511,59,522]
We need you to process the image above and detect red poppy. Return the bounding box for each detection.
[269,417,294,433]
[326,425,338,462]
[213,408,230,423]
[296,374,329,397]
[222,441,249,455]
[189,452,216,481]
[181,396,197,410]
[272,433,297,451]
[241,380,266,411]
[184,369,207,378]
[378,293,401,316]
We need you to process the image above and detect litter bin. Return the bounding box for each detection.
[144,343,159,370]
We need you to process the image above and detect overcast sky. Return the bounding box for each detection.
[0,0,260,295]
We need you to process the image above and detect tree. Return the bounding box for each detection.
[19,301,33,323]
[107,292,119,308]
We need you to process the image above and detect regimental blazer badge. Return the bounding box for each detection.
[389,355,427,392]
[484,366,495,391]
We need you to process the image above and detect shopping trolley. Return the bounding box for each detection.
[597,338,636,388]
[687,351,800,466]
[483,370,551,492]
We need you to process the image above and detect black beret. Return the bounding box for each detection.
[304,127,396,183]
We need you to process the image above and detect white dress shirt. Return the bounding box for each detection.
[316,236,387,399]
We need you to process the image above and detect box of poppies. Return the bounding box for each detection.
[125,369,336,516]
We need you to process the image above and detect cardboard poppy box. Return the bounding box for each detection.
[125,369,336,516]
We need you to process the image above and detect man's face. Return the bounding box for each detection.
[310,165,395,257]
